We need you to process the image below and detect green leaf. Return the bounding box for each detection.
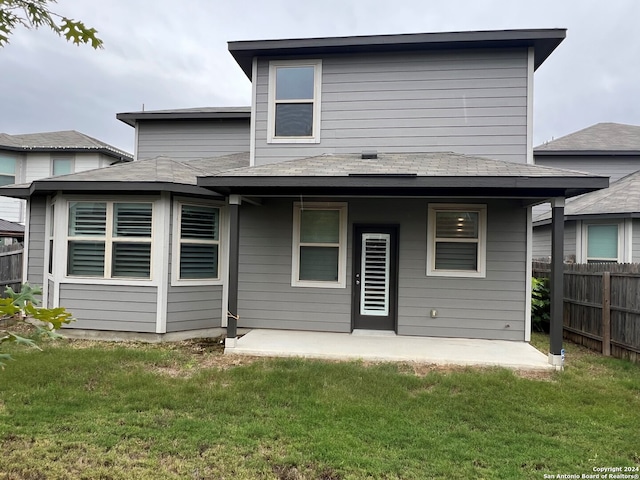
[0,352,14,368]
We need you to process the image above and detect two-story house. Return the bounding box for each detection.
[1,29,608,366]
[0,130,133,224]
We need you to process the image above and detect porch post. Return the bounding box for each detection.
[226,194,241,348]
[549,197,565,367]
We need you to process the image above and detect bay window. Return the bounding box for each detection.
[174,203,221,282]
[67,201,153,278]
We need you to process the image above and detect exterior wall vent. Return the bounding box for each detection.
[361,150,378,159]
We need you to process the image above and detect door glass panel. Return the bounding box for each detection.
[360,233,390,316]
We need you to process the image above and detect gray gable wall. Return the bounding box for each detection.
[136,119,250,161]
[253,49,529,166]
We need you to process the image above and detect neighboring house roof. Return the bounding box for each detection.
[0,130,133,161]
[0,153,249,198]
[534,169,640,224]
[198,152,607,198]
[117,107,251,127]
[228,28,566,78]
[0,218,25,237]
[534,123,640,156]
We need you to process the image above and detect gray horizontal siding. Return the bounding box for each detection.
[237,198,528,340]
[26,197,46,287]
[137,120,249,161]
[532,224,551,259]
[531,221,577,262]
[633,219,640,263]
[166,286,223,332]
[393,200,526,340]
[60,283,157,332]
[47,280,54,308]
[534,155,640,182]
[238,199,351,332]
[254,49,529,165]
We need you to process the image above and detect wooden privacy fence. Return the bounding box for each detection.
[0,243,23,294]
[533,261,640,363]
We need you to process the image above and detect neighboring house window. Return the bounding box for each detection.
[174,202,221,282]
[0,156,16,186]
[292,202,347,288]
[585,224,619,263]
[268,60,322,143]
[427,204,487,278]
[67,201,153,278]
[52,157,73,176]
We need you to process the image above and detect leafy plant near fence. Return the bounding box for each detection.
[0,283,74,367]
[531,277,550,332]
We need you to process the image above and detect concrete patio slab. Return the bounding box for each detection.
[225,329,554,371]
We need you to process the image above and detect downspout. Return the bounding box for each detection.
[549,197,565,368]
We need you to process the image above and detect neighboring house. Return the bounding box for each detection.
[0,131,133,224]
[0,218,24,245]
[1,29,607,366]
[532,123,640,262]
[116,107,250,161]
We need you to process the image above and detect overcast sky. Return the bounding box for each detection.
[1,0,638,154]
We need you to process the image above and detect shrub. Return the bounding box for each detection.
[0,283,74,367]
[531,277,550,332]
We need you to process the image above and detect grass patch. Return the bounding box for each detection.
[0,334,639,479]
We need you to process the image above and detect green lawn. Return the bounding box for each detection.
[0,333,639,479]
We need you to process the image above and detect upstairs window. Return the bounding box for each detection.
[268,60,322,143]
[427,204,487,278]
[67,201,153,279]
[52,157,74,176]
[0,156,16,186]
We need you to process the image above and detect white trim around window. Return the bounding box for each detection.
[292,202,347,288]
[171,198,226,286]
[427,203,487,278]
[57,195,165,286]
[580,219,632,264]
[267,59,322,144]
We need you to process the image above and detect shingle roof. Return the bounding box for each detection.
[534,123,640,153]
[212,152,597,178]
[199,152,608,198]
[0,218,25,236]
[534,169,640,222]
[39,152,249,184]
[0,153,250,198]
[0,130,132,160]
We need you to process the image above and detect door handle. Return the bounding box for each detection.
[355,273,360,285]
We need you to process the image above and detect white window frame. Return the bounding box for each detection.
[63,197,159,282]
[267,59,322,144]
[580,219,631,264]
[427,203,487,278]
[292,202,347,288]
[51,155,75,176]
[171,198,225,286]
[0,154,17,186]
